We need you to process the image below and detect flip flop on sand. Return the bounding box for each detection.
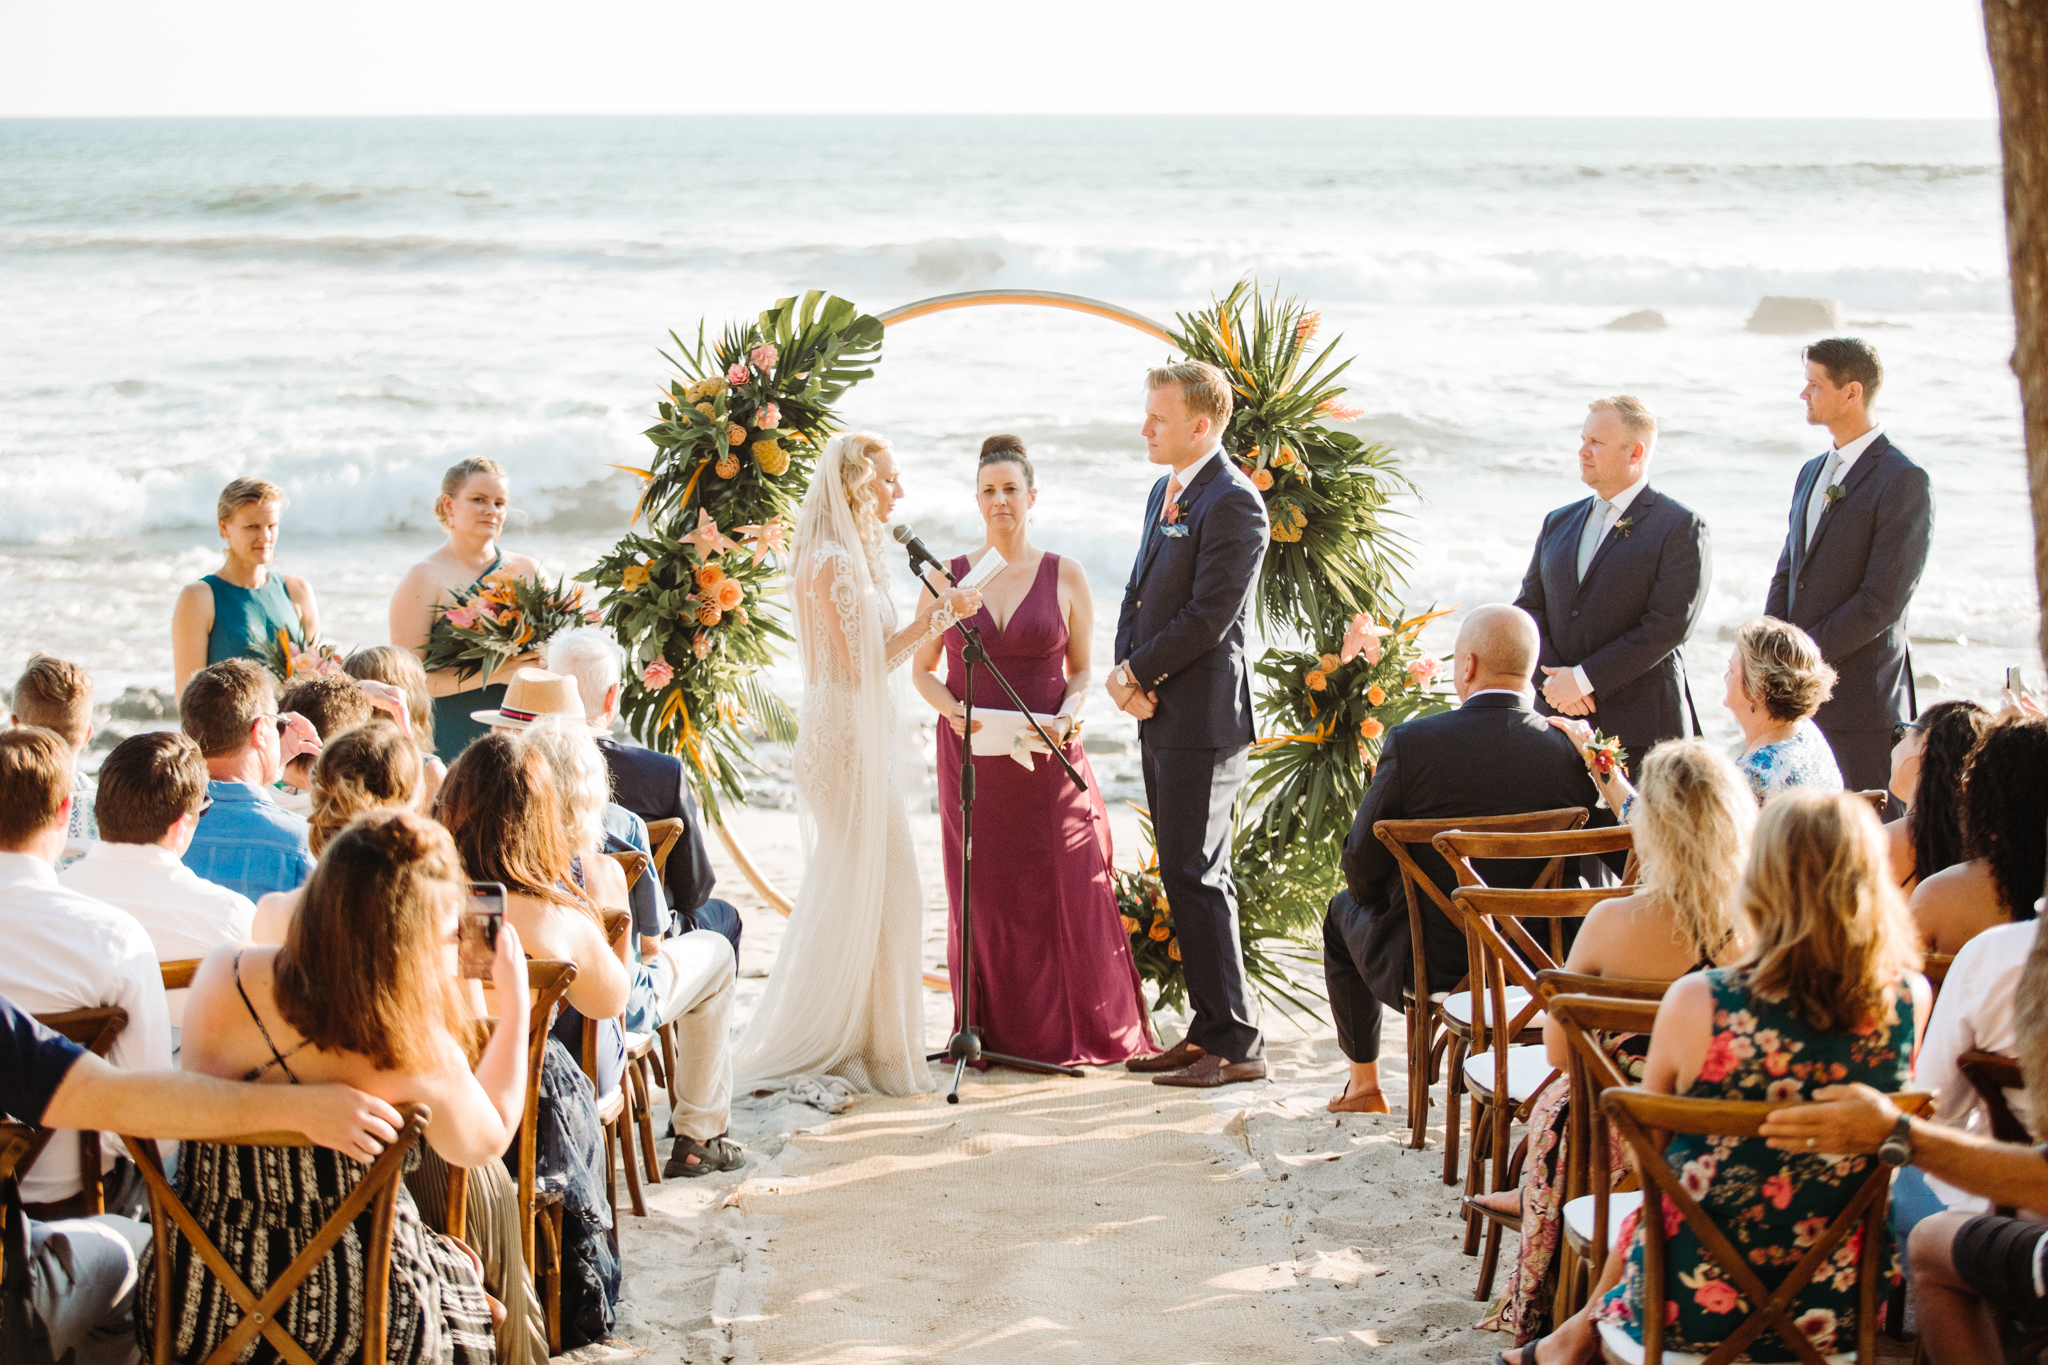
[1327,1082,1390,1114]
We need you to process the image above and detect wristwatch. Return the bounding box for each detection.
[1114,663,1132,690]
[1877,1113,1914,1168]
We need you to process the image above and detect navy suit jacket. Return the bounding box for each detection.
[1513,484,1711,774]
[595,735,718,916]
[1114,454,1268,751]
[1337,692,1611,1004]
[1763,434,1932,732]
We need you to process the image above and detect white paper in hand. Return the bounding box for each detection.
[956,549,1007,592]
[968,707,1064,769]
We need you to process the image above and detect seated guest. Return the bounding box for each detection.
[1,989,407,1365]
[1509,791,1924,1364]
[0,728,173,1218]
[250,719,423,944]
[159,809,525,1365]
[177,658,321,900]
[548,627,743,954]
[436,732,626,1344]
[1557,616,1841,814]
[1912,714,2048,954]
[275,672,376,800]
[1481,740,1755,1346]
[11,653,99,854]
[523,715,742,1178]
[344,644,449,799]
[1759,913,2048,1365]
[58,732,255,1024]
[1885,699,1990,892]
[1323,604,1609,1115]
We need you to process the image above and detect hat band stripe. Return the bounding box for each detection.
[498,705,540,722]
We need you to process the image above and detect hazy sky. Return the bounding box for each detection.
[0,0,2001,119]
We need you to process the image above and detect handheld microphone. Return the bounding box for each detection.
[890,523,956,583]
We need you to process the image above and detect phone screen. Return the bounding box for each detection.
[2010,666,2027,695]
[461,882,506,979]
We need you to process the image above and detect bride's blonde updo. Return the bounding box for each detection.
[833,432,891,545]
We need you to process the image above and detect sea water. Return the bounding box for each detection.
[0,116,2029,789]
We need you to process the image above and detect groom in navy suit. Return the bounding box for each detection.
[1110,361,1269,1088]
[1765,338,1932,794]
[1515,396,1711,776]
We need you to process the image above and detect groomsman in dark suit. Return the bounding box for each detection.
[1110,361,1268,1089]
[1514,396,1711,777]
[1765,338,1932,793]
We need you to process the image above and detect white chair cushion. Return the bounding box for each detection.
[624,1030,654,1054]
[1461,1045,1554,1104]
[1596,1318,1851,1365]
[1440,987,1543,1030]
[1562,1190,1643,1252]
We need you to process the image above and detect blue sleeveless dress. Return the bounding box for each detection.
[204,572,303,667]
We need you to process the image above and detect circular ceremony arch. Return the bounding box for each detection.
[710,289,1181,944]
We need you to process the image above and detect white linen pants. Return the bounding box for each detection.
[645,928,736,1141]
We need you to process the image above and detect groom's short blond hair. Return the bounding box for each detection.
[1146,361,1234,431]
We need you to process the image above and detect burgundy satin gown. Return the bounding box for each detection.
[937,552,1156,1067]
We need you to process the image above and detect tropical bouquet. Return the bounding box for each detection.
[259,630,346,685]
[421,569,602,684]
[582,292,883,812]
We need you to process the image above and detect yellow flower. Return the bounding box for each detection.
[715,453,740,479]
[694,402,714,418]
[1361,718,1384,739]
[620,564,650,591]
[1305,669,1327,692]
[1366,684,1386,706]
[725,423,746,447]
[1290,507,1307,528]
[1318,653,1339,673]
[1120,915,1141,936]
[754,439,790,476]
[1167,938,1182,962]
[1148,921,1172,941]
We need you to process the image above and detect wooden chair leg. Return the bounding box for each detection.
[1462,1092,1492,1257]
[1476,1216,1505,1302]
[617,1109,646,1218]
[1442,1032,1468,1186]
[632,1059,662,1186]
[538,1204,563,1356]
[1407,1004,1434,1152]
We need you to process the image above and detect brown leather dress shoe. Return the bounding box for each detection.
[1153,1055,1268,1088]
[1125,1039,1205,1073]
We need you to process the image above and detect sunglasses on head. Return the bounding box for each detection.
[1892,720,1925,746]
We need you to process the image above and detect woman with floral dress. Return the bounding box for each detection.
[1498,790,1925,1365]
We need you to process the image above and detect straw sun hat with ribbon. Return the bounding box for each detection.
[471,667,586,729]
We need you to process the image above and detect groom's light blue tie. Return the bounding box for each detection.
[1576,499,1613,583]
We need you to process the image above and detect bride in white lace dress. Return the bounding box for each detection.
[734,432,981,1097]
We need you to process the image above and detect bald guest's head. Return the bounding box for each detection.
[1452,605,1540,701]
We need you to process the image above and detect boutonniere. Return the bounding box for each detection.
[1824,483,1846,507]
[1585,729,1629,777]
[1613,517,1634,539]
[1164,498,1186,526]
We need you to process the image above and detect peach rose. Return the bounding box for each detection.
[692,633,712,660]
[1167,938,1181,961]
[1148,921,1171,941]
[1360,718,1384,740]
[747,344,778,371]
[755,402,780,430]
[1305,669,1327,692]
[1120,916,1141,936]
[1318,653,1339,673]
[694,564,726,590]
[714,579,744,610]
[1366,685,1386,706]
[1251,468,1273,491]
[725,363,749,387]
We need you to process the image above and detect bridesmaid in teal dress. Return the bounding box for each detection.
[389,457,543,764]
[172,478,320,694]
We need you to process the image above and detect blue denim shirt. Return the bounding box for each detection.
[181,780,316,901]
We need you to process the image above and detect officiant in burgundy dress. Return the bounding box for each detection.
[910,436,1155,1068]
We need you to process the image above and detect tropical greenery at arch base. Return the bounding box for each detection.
[588,280,1451,1017]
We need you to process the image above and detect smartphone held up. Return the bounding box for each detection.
[461,881,507,979]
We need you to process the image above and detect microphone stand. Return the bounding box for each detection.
[909,551,1086,1103]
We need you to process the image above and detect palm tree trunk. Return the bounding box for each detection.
[1985,0,2048,665]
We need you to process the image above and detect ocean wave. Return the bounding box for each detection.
[195,182,495,215]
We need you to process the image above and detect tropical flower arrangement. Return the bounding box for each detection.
[260,630,346,685]
[421,569,602,683]
[580,293,883,810]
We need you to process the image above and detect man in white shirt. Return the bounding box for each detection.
[1513,396,1711,780]
[60,732,254,1025]
[0,726,172,1218]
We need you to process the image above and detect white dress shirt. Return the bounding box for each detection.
[1571,474,1650,698]
[1161,446,1224,514]
[61,842,255,1027]
[1913,917,2034,1211]
[1804,423,1884,548]
[0,850,173,1205]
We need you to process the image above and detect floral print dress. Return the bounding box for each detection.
[1599,968,1915,1361]
[1736,721,1843,803]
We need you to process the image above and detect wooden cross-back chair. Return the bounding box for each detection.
[1370,806,1589,1167]
[1544,992,1665,1322]
[641,816,689,1098]
[591,908,650,1219]
[501,959,577,1355]
[1,1118,42,1301]
[1442,884,1633,1300]
[1957,1049,2030,1225]
[123,1104,434,1365]
[1922,952,1955,1004]
[1595,1087,1931,1365]
[159,959,202,991]
[600,861,667,1194]
[25,1006,129,1217]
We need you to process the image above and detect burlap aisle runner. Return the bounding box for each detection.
[737,1069,1284,1363]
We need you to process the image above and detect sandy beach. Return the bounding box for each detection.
[587,806,1521,1365]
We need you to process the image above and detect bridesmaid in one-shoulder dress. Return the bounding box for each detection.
[910,436,1155,1067]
